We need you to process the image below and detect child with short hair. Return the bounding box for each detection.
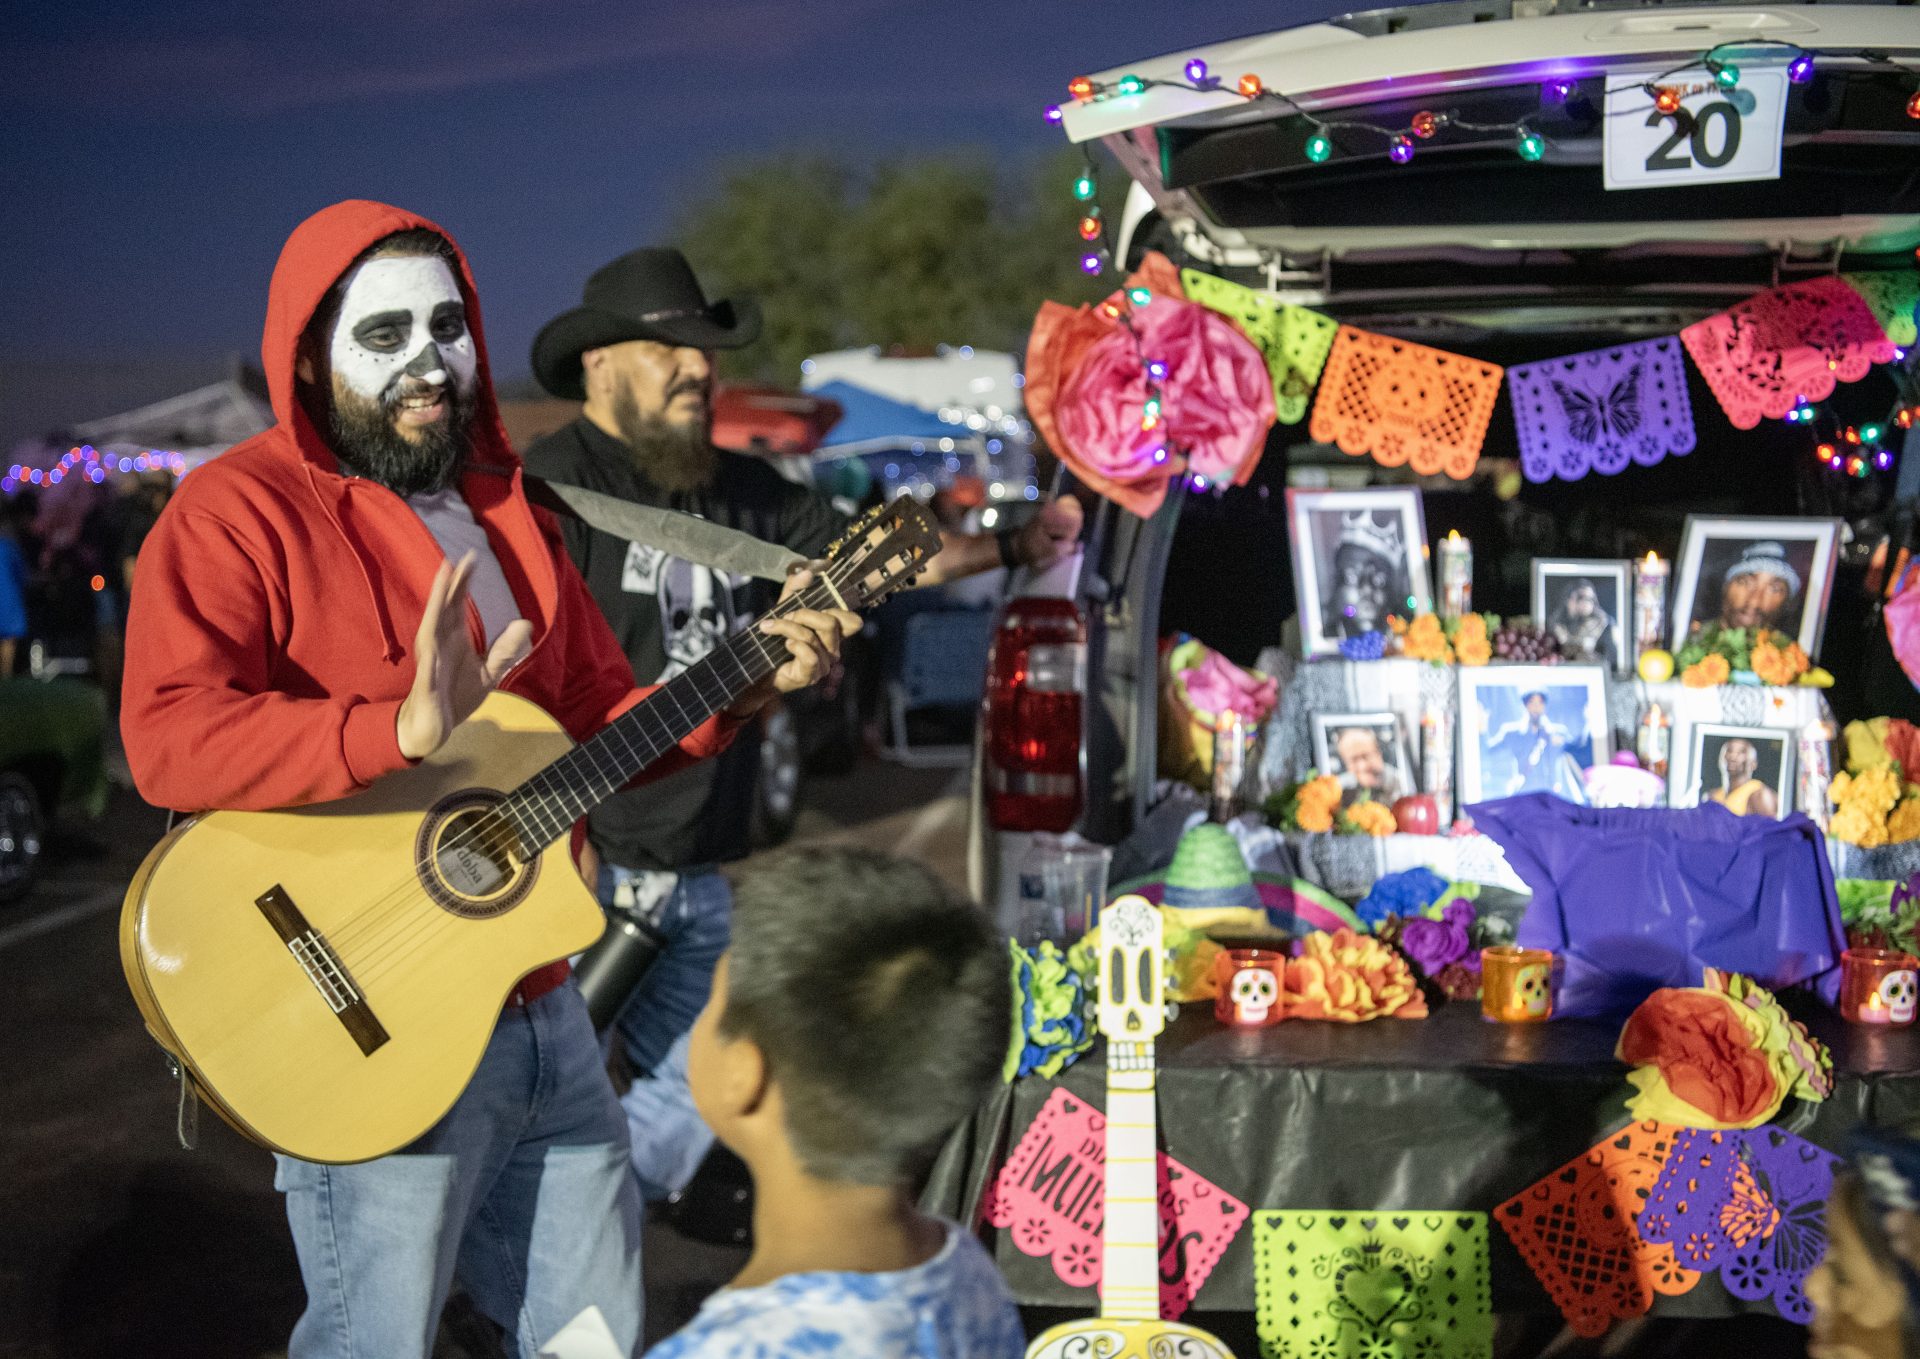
[648,846,1023,1358]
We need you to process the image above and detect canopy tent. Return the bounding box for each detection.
[810,380,980,457]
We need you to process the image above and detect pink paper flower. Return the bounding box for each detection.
[1178,650,1279,725]
[1056,300,1275,514]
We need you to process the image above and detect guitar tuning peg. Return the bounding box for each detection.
[1164,1000,1179,1022]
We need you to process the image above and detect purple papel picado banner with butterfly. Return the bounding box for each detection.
[1507,338,1698,484]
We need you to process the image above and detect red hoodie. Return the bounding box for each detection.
[121,199,733,814]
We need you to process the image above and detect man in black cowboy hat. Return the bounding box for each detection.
[521,246,1081,1202]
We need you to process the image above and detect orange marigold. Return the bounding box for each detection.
[1682,654,1731,687]
[1296,802,1335,833]
[1751,637,1809,687]
[1456,635,1492,666]
[1890,799,1920,844]
[1399,613,1453,663]
[1344,800,1397,837]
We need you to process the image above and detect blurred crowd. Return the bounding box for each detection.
[0,473,174,699]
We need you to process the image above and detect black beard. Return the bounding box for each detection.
[328,380,475,496]
[612,385,716,493]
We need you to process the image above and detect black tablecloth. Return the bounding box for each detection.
[923,999,1920,1318]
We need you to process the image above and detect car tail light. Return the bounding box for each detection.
[983,597,1086,832]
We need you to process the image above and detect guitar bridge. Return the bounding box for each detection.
[255,885,390,1057]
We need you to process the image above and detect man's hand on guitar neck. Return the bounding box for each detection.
[396,552,536,762]
[726,567,862,720]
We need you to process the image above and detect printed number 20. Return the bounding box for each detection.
[1644,102,1743,172]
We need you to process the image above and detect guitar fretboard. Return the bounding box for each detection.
[1102,1040,1160,1321]
[496,575,838,852]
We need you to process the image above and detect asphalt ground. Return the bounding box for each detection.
[0,750,969,1359]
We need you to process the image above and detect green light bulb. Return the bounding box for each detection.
[1127,287,1151,306]
[1517,131,1545,162]
[1117,74,1145,96]
[1073,175,1095,201]
[1714,62,1740,88]
[1305,133,1332,164]
[1863,424,1885,443]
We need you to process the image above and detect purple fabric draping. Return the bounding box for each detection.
[1469,795,1846,1018]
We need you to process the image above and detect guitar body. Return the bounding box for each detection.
[120,691,604,1165]
[1025,1316,1235,1359]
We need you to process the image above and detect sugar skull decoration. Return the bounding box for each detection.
[1212,947,1286,1028]
[1516,964,1552,1018]
[1096,895,1168,1041]
[1231,968,1279,1024]
[1841,948,1920,1028]
[1870,969,1919,1025]
[1481,945,1556,1024]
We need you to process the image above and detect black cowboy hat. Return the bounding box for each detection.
[531,247,762,400]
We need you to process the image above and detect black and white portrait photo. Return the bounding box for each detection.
[1287,487,1432,658]
[1533,559,1630,674]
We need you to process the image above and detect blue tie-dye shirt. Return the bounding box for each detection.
[645,1220,1024,1359]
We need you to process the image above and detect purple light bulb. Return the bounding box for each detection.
[1389,136,1416,164]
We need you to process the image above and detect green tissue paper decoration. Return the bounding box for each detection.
[1254,1210,1493,1359]
[1004,939,1094,1082]
[1181,269,1338,425]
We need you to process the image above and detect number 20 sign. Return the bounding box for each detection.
[1603,67,1788,191]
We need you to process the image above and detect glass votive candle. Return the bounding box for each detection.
[1480,946,1555,1023]
[1841,947,1919,1026]
[1213,948,1286,1027]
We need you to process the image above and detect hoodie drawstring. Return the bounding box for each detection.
[304,463,404,663]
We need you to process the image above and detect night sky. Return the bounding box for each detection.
[2,0,1327,426]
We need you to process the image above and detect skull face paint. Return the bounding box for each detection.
[1229,967,1279,1025]
[1871,970,1919,1025]
[1516,963,1552,1018]
[327,256,478,413]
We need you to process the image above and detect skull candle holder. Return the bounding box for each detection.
[1480,945,1556,1023]
[1213,948,1286,1028]
[1841,948,1920,1027]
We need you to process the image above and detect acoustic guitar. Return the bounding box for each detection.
[120,500,939,1164]
[1025,894,1236,1359]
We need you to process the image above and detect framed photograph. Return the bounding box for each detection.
[1532,559,1632,675]
[1287,486,1433,658]
[1311,712,1416,807]
[1674,723,1794,819]
[1670,515,1844,660]
[1457,664,1611,806]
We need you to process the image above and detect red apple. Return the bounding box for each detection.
[1392,794,1441,836]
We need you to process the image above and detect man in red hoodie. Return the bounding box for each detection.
[120,200,857,1358]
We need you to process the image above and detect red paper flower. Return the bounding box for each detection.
[1616,990,1781,1127]
[1887,718,1920,782]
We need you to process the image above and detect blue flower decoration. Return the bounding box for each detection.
[1339,631,1388,661]
[1355,866,1452,927]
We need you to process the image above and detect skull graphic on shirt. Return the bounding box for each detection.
[619,539,744,681]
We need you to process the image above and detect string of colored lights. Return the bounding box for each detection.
[2,444,189,495]
[1089,287,1190,482]
[1055,40,1920,276]
[1795,350,1920,479]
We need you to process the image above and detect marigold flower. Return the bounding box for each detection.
[1344,800,1397,837]
[1751,637,1809,686]
[1890,800,1920,844]
[1682,654,1731,687]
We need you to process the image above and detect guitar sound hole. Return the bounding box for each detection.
[416,793,538,919]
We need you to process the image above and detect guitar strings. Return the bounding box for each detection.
[343,545,901,984]
[323,538,896,982]
[333,567,853,972]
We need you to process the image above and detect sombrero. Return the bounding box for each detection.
[1109,822,1364,937]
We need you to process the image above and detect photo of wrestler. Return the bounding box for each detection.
[1677,723,1793,818]
[1312,712,1414,807]
[1532,559,1630,675]
[1287,487,1432,658]
[1670,516,1843,660]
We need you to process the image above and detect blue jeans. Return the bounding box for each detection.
[273,982,642,1358]
[597,864,732,1200]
